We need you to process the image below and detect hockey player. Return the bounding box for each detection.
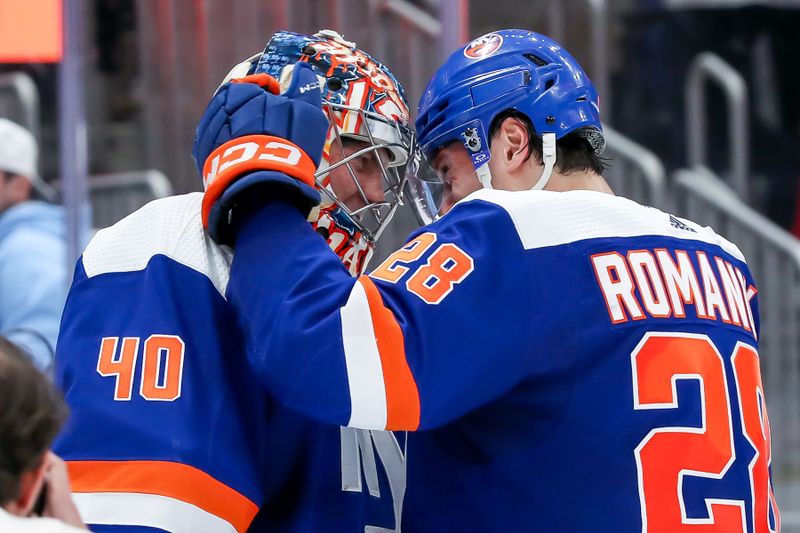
[195,29,781,531]
[54,31,413,533]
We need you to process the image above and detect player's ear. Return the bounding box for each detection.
[497,117,529,173]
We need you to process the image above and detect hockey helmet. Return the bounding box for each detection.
[411,29,604,223]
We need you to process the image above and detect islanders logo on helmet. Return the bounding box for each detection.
[464,33,504,59]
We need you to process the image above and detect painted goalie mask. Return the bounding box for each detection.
[217,30,415,274]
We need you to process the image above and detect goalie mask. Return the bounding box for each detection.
[216,30,414,274]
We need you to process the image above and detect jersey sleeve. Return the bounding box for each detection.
[226,199,539,431]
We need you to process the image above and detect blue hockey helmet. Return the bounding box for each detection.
[411,29,604,222]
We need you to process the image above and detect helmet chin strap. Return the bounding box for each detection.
[476,162,493,189]
[532,132,556,191]
[475,132,557,191]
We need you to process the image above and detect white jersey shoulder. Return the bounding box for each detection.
[81,193,233,297]
[460,188,745,262]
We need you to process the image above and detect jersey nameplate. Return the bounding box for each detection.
[591,248,755,338]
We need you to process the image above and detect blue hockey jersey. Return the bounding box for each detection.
[227,187,781,532]
[54,194,267,533]
[54,193,405,533]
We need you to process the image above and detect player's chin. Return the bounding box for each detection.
[443,191,468,212]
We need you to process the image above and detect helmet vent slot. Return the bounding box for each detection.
[426,112,446,132]
[576,96,588,101]
[422,100,450,132]
[545,79,555,90]
[524,53,548,67]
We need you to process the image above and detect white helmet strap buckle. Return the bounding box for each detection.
[532,132,556,191]
[477,163,493,189]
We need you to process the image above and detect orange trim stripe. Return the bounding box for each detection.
[201,134,317,229]
[359,276,421,430]
[231,73,281,95]
[67,460,258,533]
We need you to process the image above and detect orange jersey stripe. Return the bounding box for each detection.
[67,460,258,533]
[359,276,421,430]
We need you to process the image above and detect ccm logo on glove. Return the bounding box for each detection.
[203,134,316,190]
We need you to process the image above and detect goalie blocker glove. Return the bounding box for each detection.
[193,62,328,244]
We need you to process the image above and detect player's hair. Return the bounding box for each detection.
[489,109,608,175]
[0,337,67,505]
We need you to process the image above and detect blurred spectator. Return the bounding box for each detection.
[0,337,85,531]
[0,118,67,372]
